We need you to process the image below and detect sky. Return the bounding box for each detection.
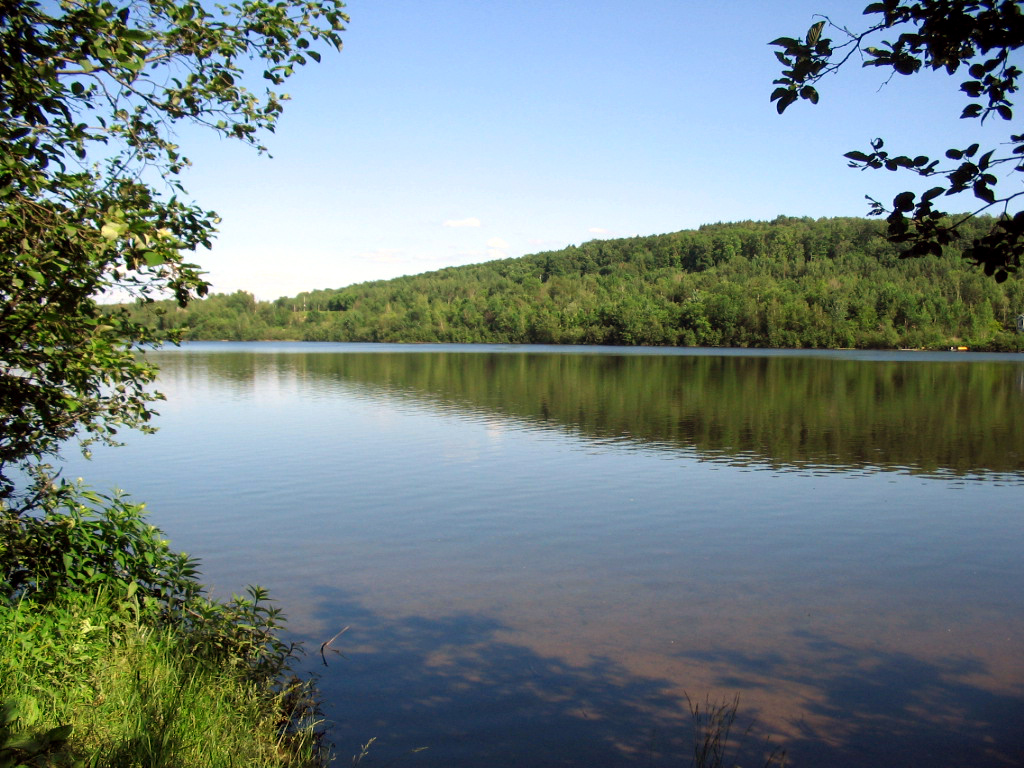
[172,0,1018,301]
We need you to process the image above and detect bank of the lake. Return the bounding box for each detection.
[0,487,327,767]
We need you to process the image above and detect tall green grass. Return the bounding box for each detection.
[1,589,323,768]
[1,484,327,768]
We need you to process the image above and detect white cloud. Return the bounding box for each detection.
[486,237,509,249]
[588,227,610,235]
[442,217,482,228]
[358,248,405,263]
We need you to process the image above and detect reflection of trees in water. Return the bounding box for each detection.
[156,349,1024,478]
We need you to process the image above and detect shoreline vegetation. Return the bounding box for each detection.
[1,483,330,767]
[121,216,1024,352]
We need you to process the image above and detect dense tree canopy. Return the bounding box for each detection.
[0,0,346,496]
[121,216,1024,351]
[772,1,1024,280]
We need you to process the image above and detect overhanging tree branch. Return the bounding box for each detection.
[772,0,1024,280]
[1,0,347,498]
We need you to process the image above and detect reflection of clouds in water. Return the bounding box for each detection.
[294,585,1024,768]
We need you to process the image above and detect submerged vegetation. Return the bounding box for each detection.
[127,216,1024,350]
[687,694,786,768]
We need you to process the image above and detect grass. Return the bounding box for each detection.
[687,693,787,768]
[0,588,325,768]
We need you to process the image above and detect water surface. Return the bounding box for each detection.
[61,343,1024,767]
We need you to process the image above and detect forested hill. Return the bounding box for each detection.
[126,216,1024,350]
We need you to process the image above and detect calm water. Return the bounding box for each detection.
[60,343,1024,767]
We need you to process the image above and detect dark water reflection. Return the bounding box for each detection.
[157,342,1024,479]
[63,343,1024,767]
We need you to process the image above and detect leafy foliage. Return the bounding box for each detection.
[0,481,300,683]
[0,700,74,768]
[1,481,194,604]
[0,0,347,496]
[0,480,318,760]
[0,4,343,761]
[771,1,1024,280]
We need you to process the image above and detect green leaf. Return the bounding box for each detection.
[101,222,127,240]
[892,191,915,212]
[806,21,825,46]
[40,724,73,745]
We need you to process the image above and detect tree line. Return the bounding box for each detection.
[124,216,1024,350]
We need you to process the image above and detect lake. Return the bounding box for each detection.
[58,342,1024,767]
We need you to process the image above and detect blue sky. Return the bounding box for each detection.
[177,0,1016,300]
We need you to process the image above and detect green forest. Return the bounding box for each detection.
[123,216,1024,350]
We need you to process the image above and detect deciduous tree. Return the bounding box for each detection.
[771,1,1024,280]
[0,0,346,497]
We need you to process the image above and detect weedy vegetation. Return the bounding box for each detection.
[687,693,787,768]
[0,480,328,768]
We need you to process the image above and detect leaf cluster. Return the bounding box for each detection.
[1,0,346,497]
[0,481,196,606]
[771,1,1024,279]
[0,700,74,768]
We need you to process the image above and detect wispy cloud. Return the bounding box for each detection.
[358,248,405,263]
[485,236,510,260]
[588,227,610,235]
[443,217,482,228]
